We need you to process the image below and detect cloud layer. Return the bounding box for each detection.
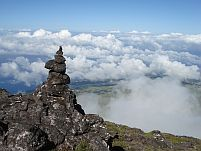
[0,29,201,138]
[1,29,200,84]
[0,57,47,86]
[78,76,201,138]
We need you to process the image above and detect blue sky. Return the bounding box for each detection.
[0,0,201,33]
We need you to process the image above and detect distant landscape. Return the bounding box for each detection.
[0,29,201,139]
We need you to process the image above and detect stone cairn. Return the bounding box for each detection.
[0,46,111,151]
[45,46,70,96]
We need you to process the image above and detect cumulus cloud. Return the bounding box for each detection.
[0,29,201,85]
[149,55,200,80]
[156,33,201,43]
[72,33,123,51]
[16,29,71,39]
[0,29,201,61]
[0,57,47,86]
[65,54,200,81]
[128,30,151,34]
[0,29,201,138]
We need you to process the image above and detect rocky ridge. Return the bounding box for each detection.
[106,121,201,151]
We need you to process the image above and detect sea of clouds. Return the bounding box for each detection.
[0,29,201,138]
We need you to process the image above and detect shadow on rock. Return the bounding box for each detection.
[29,125,56,151]
[111,146,125,151]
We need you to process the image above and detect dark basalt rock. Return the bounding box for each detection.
[28,125,56,151]
[0,46,110,151]
[52,63,66,73]
[56,46,63,55]
[45,60,66,73]
[54,55,66,64]
[44,60,54,70]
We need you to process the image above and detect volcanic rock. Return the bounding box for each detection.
[56,46,63,55]
[44,60,54,70]
[54,55,66,64]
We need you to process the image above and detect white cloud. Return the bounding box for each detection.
[149,55,200,80]
[72,33,122,50]
[72,33,92,42]
[78,76,201,138]
[156,32,201,43]
[0,29,201,138]
[0,28,200,58]
[0,29,201,84]
[33,29,51,37]
[184,34,201,43]
[128,30,151,34]
[17,31,31,37]
[0,57,47,86]
[16,29,71,39]
[93,30,120,33]
[50,30,71,39]
[128,30,139,34]
[65,54,200,81]
[106,77,201,138]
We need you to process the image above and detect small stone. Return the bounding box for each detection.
[56,46,63,56]
[62,74,70,84]
[47,74,69,85]
[46,84,65,96]
[45,60,54,70]
[54,55,66,64]
[52,63,66,73]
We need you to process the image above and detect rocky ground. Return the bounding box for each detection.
[105,121,201,151]
[0,46,201,151]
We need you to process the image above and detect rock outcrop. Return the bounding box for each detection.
[106,121,201,151]
[0,47,110,151]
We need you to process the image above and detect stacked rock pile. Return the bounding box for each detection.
[45,46,70,96]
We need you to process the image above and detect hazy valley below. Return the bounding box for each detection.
[0,29,201,139]
[76,79,201,139]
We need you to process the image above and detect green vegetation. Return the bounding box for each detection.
[105,121,129,149]
[105,121,143,150]
[106,121,127,135]
[112,139,129,149]
[105,121,201,151]
[163,133,191,144]
[144,131,154,138]
[75,140,91,151]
